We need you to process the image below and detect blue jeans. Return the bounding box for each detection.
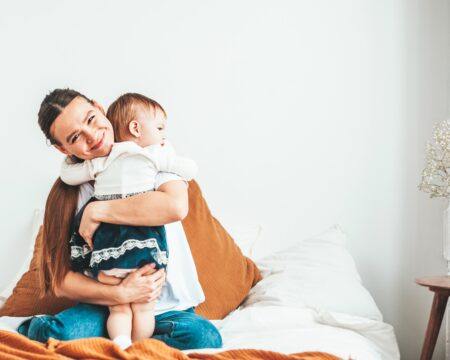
[18,303,222,350]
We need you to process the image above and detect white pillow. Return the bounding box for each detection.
[242,224,382,321]
[226,224,262,258]
[0,209,44,305]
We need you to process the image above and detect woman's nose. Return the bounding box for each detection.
[85,128,95,144]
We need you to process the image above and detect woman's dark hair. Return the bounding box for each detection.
[37,88,92,296]
[38,88,92,145]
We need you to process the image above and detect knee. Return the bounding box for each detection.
[109,304,132,316]
[186,318,223,349]
[131,302,155,314]
[26,316,68,342]
[24,304,108,342]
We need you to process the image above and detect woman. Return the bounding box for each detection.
[18,88,222,350]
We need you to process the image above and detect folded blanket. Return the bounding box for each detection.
[0,330,340,360]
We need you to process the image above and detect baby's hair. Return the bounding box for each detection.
[106,93,167,142]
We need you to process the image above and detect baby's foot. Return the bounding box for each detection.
[113,335,132,350]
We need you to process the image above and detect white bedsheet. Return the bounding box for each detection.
[0,306,399,360]
[187,305,399,360]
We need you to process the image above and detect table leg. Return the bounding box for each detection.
[420,291,449,360]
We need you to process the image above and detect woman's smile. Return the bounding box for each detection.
[90,131,105,151]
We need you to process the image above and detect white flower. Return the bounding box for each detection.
[419,119,450,199]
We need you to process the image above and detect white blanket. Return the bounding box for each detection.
[185,225,401,359]
[187,305,399,360]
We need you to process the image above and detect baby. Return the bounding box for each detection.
[60,93,196,350]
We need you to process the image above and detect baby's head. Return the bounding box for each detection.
[106,93,167,147]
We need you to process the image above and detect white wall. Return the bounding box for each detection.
[0,1,448,358]
[400,2,449,359]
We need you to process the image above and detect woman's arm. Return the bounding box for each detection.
[79,180,188,246]
[97,179,188,225]
[54,264,166,306]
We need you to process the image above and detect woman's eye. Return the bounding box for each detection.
[158,127,163,131]
[71,134,79,144]
[87,115,95,124]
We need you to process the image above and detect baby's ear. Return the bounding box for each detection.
[128,120,141,138]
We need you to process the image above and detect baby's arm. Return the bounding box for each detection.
[60,157,107,185]
[60,158,95,185]
[146,142,198,181]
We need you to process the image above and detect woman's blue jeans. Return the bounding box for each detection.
[17,303,222,350]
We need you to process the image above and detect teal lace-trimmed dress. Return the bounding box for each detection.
[69,196,168,278]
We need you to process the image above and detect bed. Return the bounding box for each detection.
[177,223,398,360]
[0,197,399,360]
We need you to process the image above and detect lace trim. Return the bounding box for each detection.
[71,245,92,259]
[89,238,168,267]
[95,189,153,201]
[69,231,92,260]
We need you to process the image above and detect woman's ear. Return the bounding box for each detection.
[92,100,106,115]
[128,120,141,138]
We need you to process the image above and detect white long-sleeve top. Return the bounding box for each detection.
[60,141,198,198]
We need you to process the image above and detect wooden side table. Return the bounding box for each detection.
[416,276,450,360]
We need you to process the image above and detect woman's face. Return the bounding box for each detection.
[51,96,115,160]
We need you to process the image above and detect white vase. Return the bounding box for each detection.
[444,199,450,273]
[443,200,450,360]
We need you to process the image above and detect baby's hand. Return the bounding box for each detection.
[79,202,101,248]
[84,236,94,250]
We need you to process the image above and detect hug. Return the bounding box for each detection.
[5,88,258,350]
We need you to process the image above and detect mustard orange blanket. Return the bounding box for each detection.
[0,330,341,360]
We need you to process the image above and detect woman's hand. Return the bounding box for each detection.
[79,201,102,248]
[115,264,166,304]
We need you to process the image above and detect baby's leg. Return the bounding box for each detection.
[97,273,132,349]
[108,304,133,349]
[98,271,122,285]
[131,301,157,341]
